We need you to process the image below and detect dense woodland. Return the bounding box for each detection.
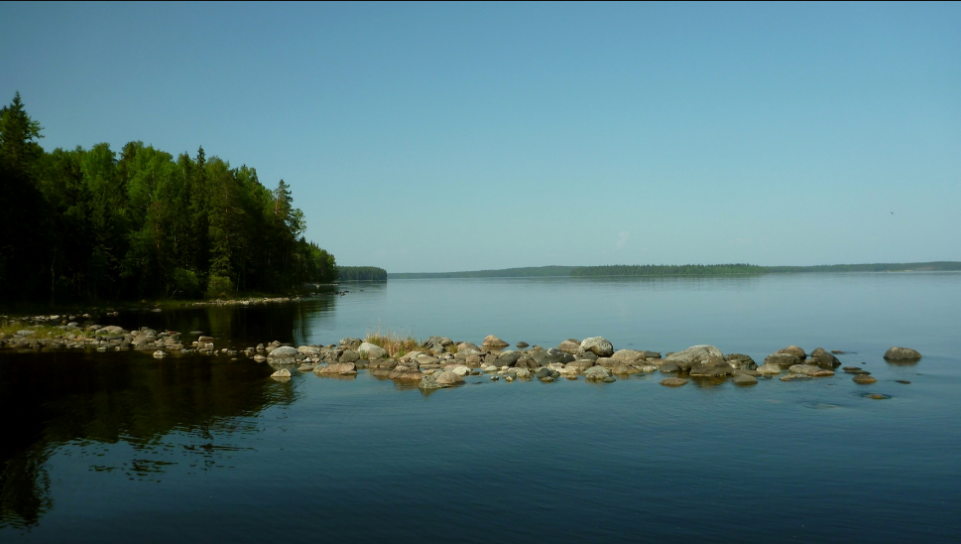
[571,264,766,277]
[0,92,337,304]
[337,267,388,281]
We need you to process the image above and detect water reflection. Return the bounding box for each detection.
[0,351,287,529]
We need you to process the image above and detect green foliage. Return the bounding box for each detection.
[206,274,234,298]
[337,266,387,281]
[389,266,574,279]
[0,92,338,304]
[169,268,201,299]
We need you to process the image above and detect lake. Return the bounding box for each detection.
[2,273,960,542]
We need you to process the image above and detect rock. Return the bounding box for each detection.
[314,362,357,376]
[357,342,388,360]
[660,377,688,387]
[777,345,807,360]
[339,349,360,363]
[565,359,595,372]
[482,335,509,349]
[297,345,321,355]
[339,337,362,349]
[788,364,820,376]
[896,380,911,384]
[387,366,423,381]
[152,350,167,359]
[271,368,291,378]
[689,361,735,377]
[809,347,841,369]
[419,370,463,389]
[198,335,214,343]
[610,349,646,364]
[659,362,681,373]
[558,339,581,354]
[496,351,523,367]
[733,373,758,386]
[779,374,811,382]
[451,365,470,377]
[843,366,867,374]
[764,353,800,369]
[853,374,877,384]
[884,347,922,361]
[253,355,267,363]
[297,364,315,372]
[490,375,499,381]
[514,368,532,379]
[368,358,398,370]
[612,363,642,375]
[267,346,298,363]
[866,394,890,400]
[665,345,724,370]
[580,337,614,357]
[530,348,574,366]
[756,363,782,376]
[516,341,529,348]
[724,353,757,370]
[457,341,480,352]
[585,366,613,381]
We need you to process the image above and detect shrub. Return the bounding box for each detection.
[169,268,201,298]
[206,274,234,298]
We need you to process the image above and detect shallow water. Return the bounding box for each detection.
[2,273,960,542]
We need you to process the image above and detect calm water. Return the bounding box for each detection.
[2,273,960,542]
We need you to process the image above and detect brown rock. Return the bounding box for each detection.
[853,374,877,384]
[660,377,688,387]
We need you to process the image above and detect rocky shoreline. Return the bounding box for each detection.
[0,316,923,392]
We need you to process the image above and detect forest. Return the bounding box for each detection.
[571,264,766,277]
[0,92,337,304]
[337,267,387,281]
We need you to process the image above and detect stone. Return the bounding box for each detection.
[516,341,529,348]
[724,353,757,370]
[765,353,801,369]
[610,349,647,364]
[339,337,362,349]
[777,345,807,360]
[884,347,922,361]
[496,351,523,367]
[253,355,267,363]
[580,336,614,357]
[756,363,782,375]
[152,350,167,359]
[565,359,595,372]
[558,340,581,354]
[297,345,321,355]
[451,365,470,377]
[297,364,315,372]
[659,362,681,373]
[788,364,820,376]
[314,362,357,376]
[482,335,510,349]
[843,366,867,374]
[660,377,688,387]
[357,342,388,360]
[271,368,291,378]
[458,341,480,352]
[689,361,735,377]
[387,366,423,381]
[779,374,811,381]
[530,348,574,366]
[514,368,532,379]
[585,366,613,381]
[733,373,758,385]
[368,358,398,370]
[853,374,877,384]
[665,345,724,370]
[268,346,298,361]
[809,347,841,369]
[866,393,890,400]
[340,349,360,363]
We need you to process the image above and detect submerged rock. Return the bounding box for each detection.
[884,347,922,361]
[660,377,688,387]
[271,368,291,378]
[733,373,758,386]
[853,374,877,384]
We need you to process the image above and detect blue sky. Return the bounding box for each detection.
[2,2,959,272]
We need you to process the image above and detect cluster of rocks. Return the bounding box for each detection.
[0,320,922,393]
[192,296,300,307]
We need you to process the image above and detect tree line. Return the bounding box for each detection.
[337,266,387,281]
[0,92,337,304]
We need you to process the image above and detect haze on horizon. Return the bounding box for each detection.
[2,2,959,273]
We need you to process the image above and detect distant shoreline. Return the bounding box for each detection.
[388,262,961,280]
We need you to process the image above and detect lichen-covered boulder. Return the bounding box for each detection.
[580,337,614,357]
[884,347,922,361]
[666,345,724,371]
[482,335,510,349]
[357,342,388,360]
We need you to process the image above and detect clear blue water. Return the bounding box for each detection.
[2,273,960,542]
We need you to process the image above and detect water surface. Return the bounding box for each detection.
[2,273,959,542]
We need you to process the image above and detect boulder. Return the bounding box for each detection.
[884,347,922,361]
[358,342,388,360]
[580,337,614,357]
[530,348,574,366]
[419,370,463,389]
[689,361,735,377]
[610,349,646,364]
[516,341,529,348]
[788,364,820,376]
[666,345,724,371]
[733,373,758,386]
[585,366,612,381]
[777,345,807,360]
[368,358,398,370]
[339,349,360,363]
[339,337,362,349]
[387,365,423,381]
[314,362,357,376]
[853,374,877,384]
[660,377,688,387]
[658,362,681,373]
[809,347,841,369]
[298,345,321,355]
[764,353,800,369]
[451,365,470,377]
[496,351,523,367]
[457,341,480,352]
[271,368,291,378]
[267,346,299,363]
[513,354,539,369]
[612,364,641,375]
[756,363,782,376]
[514,368,532,379]
[558,339,581,354]
[482,335,510,349]
[724,353,757,370]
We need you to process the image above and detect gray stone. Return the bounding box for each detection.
[724,353,757,370]
[558,340,581,354]
[665,345,724,371]
[610,349,646,364]
[339,349,360,363]
[733,373,758,385]
[531,347,574,366]
[584,366,612,381]
[777,345,807,360]
[809,347,841,369]
[884,347,922,361]
[659,362,681,373]
[482,335,510,349]
[764,353,800,369]
[271,368,291,379]
[580,336,614,357]
[660,377,688,387]
[314,362,357,376]
[756,363,782,375]
[357,342,388,360]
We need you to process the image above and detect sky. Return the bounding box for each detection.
[2,2,959,272]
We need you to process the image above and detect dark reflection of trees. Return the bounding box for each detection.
[105,295,338,347]
[0,350,292,529]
